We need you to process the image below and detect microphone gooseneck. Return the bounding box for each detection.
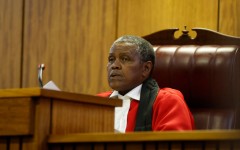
[38,64,45,88]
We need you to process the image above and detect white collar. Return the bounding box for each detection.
[109,84,142,101]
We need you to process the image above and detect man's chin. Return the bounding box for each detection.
[109,83,133,94]
[109,83,124,91]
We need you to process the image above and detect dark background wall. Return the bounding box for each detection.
[0,0,239,95]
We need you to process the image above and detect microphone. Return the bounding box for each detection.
[38,64,45,88]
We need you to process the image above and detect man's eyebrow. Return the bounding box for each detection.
[119,51,135,55]
[109,52,130,55]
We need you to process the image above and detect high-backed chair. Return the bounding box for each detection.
[143,27,240,129]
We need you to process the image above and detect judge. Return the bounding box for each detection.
[98,35,195,132]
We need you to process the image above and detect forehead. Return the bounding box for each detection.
[109,42,139,55]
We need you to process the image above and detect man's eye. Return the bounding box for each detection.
[108,57,115,63]
[121,56,129,62]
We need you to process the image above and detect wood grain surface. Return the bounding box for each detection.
[0,0,239,94]
[219,0,240,36]
[0,0,23,89]
[117,0,218,37]
[22,0,117,94]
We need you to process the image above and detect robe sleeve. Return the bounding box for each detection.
[152,88,195,130]
[97,91,112,97]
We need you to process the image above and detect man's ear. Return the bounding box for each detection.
[142,61,153,78]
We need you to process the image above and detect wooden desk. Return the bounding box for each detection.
[48,130,240,150]
[0,88,121,150]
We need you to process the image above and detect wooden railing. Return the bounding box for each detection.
[48,130,240,150]
[1,88,240,150]
[0,88,121,150]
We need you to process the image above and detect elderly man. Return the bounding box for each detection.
[98,35,195,132]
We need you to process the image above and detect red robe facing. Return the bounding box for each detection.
[98,88,195,132]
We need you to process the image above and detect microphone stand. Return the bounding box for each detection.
[38,64,45,88]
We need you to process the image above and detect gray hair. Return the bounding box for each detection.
[112,35,155,66]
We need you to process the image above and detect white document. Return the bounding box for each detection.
[43,81,61,91]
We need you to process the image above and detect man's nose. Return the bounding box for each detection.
[111,59,121,69]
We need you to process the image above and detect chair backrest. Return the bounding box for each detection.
[143,27,240,129]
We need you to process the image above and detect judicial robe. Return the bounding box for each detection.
[98,78,195,132]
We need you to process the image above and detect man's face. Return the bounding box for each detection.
[107,42,147,95]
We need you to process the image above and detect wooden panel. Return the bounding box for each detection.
[48,130,240,143]
[0,89,119,150]
[23,0,117,95]
[51,99,114,134]
[0,88,41,98]
[105,143,123,150]
[0,0,23,88]
[157,142,169,150]
[145,143,156,150]
[48,130,240,150]
[0,138,7,150]
[0,88,122,107]
[118,0,218,37]
[48,141,240,150]
[125,142,143,150]
[219,0,240,36]
[75,143,92,150]
[184,142,204,150]
[22,98,51,150]
[0,98,34,136]
[93,143,105,150]
[10,137,21,150]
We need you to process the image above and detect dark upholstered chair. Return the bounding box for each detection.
[143,27,240,129]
